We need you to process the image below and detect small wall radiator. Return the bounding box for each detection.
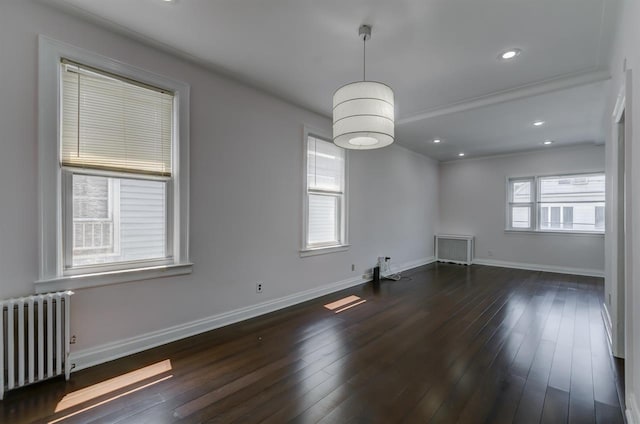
[435,234,474,265]
[1,291,73,400]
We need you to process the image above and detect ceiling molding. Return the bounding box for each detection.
[398,69,611,125]
[439,142,604,164]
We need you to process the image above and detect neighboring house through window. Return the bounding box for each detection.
[507,173,605,233]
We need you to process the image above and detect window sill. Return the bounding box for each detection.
[35,263,193,293]
[504,229,604,237]
[300,244,350,257]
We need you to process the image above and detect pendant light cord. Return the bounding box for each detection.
[363,36,367,81]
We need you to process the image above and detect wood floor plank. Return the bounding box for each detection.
[540,386,570,424]
[0,264,625,424]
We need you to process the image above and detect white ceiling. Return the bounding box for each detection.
[47,0,620,159]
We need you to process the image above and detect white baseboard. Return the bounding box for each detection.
[627,392,640,424]
[361,256,436,279]
[602,302,613,348]
[70,256,436,372]
[472,258,604,278]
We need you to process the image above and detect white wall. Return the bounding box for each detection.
[604,0,640,421]
[439,145,605,275]
[0,1,439,366]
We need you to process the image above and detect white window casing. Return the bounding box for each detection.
[301,127,349,256]
[506,172,605,235]
[37,36,191,293]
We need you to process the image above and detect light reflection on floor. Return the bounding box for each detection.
[324,295,367,314]
[49,359,173,423]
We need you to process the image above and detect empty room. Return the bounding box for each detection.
[0,0,639,422]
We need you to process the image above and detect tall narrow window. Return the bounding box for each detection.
[60,61,174,271]
[38,37,191,292]
[60,60,173,271]
[508,178,534,230]
[304,135,347,251]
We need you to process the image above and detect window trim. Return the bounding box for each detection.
[505,171,605,235]
[301,126,349,257]
[37,36,191,292]
[506,176,536,230]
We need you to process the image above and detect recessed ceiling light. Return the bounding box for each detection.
[458,153,465,157]
[543,140,553,145]
[533,120,545,127]
[433,139,441,143]
[500,49,521,60]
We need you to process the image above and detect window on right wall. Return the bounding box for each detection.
[507,173,605,233]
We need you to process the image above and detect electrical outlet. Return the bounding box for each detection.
[351,264,356,272]
[487,249,494,257]
[70,335,77,344]
[256,282,263,293]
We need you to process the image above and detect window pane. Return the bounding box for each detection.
[71,174,167,267]
[539,174,605,202]
[511,181,531,203]
[539,203,605,231]
[308,194,339,245]
[537,174,605,232]
[550,206,561,228]
[540,206,549,228]
[511,206,530,228]
[307,136,345,192]
[595,206,605,230]
[562,207,574,229]
[73,175,109,219]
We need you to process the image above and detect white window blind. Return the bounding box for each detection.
[61,60,174,176]
[306,136,345,247]
[307,137,345,192]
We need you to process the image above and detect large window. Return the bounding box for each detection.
[303,134,348,254]
[61,61,172,271]
[507,173,605,233]
[37,37,191,292]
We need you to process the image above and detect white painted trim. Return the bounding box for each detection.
[37,35,191,290]
[627,392,640,424]
[602,302,613,348]
[440,144,605,165]
[35,263,193,294]
[472,258,604,278]
[504,230,605,238]
[300,245,350,257]
[362,257,437,279]
[399,69,610,124]
[302,126,349,251]
[69,256,435,371]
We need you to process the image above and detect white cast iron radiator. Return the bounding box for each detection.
[435,234,474,265]
[1,291,73,400]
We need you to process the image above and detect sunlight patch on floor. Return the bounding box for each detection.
[49,375,172,424]
[54,359,173,413]
[324,295,366,314]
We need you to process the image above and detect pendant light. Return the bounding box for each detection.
[333,25,395,150]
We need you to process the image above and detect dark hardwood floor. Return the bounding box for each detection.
[0,264,625,423]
